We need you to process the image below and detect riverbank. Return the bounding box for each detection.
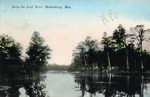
[70,69,150,76]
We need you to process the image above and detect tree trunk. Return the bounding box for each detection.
[140,42,143,70]
[126,48,129,70]
[107,51,111,71]
[83,53,87,71]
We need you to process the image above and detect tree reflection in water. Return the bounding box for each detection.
[0,75,47,97]
[74,73,150,97]
[24,76,47,97]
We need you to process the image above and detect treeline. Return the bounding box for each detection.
[45,64,69,71]
[70,24,150,72]
[0,31,51,78]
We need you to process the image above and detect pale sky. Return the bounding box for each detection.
[0,0,150,65]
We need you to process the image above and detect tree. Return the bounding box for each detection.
[130,25,150,69]
[26,32,51,74]
[72,36,99,71]
[101,32,113,70]
[72,46,86,70]
[113,25,129,69]
[84,37,99,71]
[0,34,22,77]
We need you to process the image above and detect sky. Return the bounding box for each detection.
[0,0,150,65]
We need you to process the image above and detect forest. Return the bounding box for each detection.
[69,24,150,72]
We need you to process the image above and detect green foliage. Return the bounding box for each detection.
[113,24,127,49]
[101,32,115,49]
[72,36,100,71]
[0,35,23,77]
[25,31,51,75]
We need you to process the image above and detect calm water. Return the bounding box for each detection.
[0,71,150,97]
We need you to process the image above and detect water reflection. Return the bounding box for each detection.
[74,73,150,97]
[0,71,150,97]
[0,76,47,97]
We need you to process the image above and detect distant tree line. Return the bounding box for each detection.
[70,25,150,72]
[45,64,69,71]
[0,31,51,78]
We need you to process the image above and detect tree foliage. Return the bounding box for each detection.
[0,35,22,77]
[72,36,100,71]
[25,31,51,74]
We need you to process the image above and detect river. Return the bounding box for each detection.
[0,71,150,97]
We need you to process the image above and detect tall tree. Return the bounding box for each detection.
[0,34,22,77]
[84,37,99,71]
[101,32,112,70]
[72,45,86,70]
[72,36,99,71]
[130,25,150,69]
[113,24,129,69]
[26,32,51,74]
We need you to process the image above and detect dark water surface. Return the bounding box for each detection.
[0,71,150,97]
